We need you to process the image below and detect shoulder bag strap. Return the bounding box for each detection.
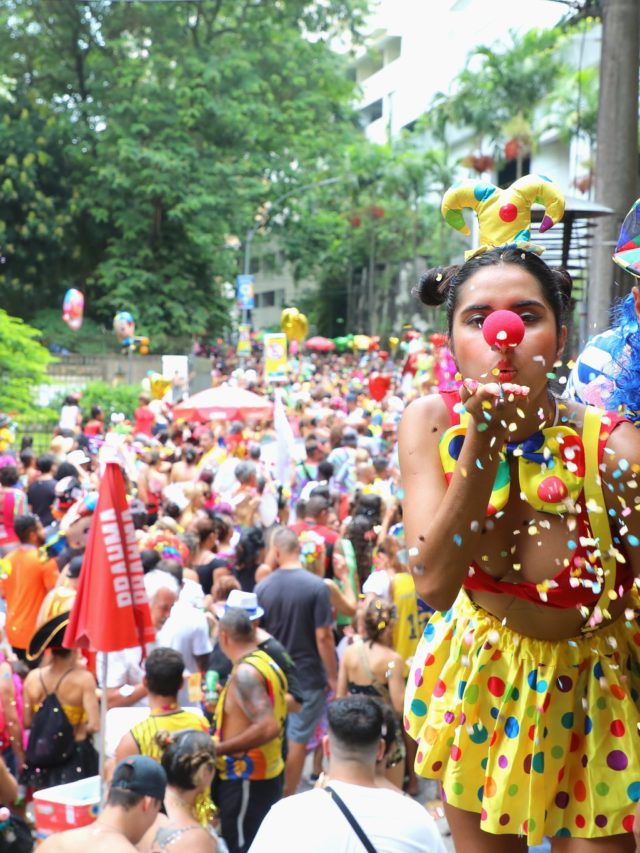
[324,786,378,853]
[52,667,75,694]
[581,407,617,632]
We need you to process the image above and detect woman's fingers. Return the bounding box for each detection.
[458,379,530,431]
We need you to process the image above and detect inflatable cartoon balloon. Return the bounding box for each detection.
[113,311,135,347]
[149,373,172,400]
[62,289,84,331]
[281,308,308,343]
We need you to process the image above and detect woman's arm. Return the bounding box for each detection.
[399,387,522,610]
[332,550,358,610]
[385,651,405,716]
[0,755,17,804]
[0,664,23,765]
[21,671,39,730]
[336,648,350,699]
[377,498,398,544]
[324,579,356,618]
[81,672,100,734]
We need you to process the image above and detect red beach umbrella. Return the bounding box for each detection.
[305,336,336,352]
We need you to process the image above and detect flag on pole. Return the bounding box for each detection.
[64,461,155,653]
[273,389,295,488]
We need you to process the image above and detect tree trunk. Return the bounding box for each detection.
[587,0,640,336]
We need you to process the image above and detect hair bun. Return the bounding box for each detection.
[413,265,460,306]
[154,730,174,752]
[552,268,573,304]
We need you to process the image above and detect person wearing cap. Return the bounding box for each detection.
[212,606,288,853]
[66,449,94,489]
[38,754,167,852]
[326,427,359,499]
[207,589,303,714]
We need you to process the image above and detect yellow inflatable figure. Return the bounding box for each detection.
[281,308,308,343]
[441,174,565,259]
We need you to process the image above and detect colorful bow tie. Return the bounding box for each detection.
[440,422,585,516]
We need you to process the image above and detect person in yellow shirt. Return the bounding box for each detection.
[114,648,210,765]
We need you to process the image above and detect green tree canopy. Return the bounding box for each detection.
[0,0,365,345]
[0,309,53,418]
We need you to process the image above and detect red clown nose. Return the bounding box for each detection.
[482,310,525,350]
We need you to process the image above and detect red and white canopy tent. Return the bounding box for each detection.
[172,384,273,423]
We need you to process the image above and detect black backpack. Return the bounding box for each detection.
[25,670,75,770]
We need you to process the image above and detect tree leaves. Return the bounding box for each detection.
[0,0,366,342]
[0,310,53,418]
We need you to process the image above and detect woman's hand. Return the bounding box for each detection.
[459,379,529,435]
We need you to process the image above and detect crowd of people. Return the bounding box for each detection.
[2,183,640,852]
[0,334,451,853]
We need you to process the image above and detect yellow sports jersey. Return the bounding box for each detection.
[131,708,210,759]
[391,572,421,674]
[214,649,287,781]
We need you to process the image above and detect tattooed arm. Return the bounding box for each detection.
[215,662,279,756]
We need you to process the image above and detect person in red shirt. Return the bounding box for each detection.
[83,405,105,437]
[0,514,59,664]
[290,494,338,574]
[134,394,156,438]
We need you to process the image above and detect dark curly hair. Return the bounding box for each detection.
[154,729,216,791]
[345,493,382,583]
[413,247,573,335]
[233,525,265,592]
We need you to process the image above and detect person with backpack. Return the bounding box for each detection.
[20,589,99,792]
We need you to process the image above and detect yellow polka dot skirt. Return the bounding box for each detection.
[404,590,640,846]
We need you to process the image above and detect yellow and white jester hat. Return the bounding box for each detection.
[441,173,565,260]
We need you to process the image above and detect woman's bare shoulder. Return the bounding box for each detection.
[401,392,451,424]
[399,394,453,470]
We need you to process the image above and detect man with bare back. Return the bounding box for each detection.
[212,607,287,853]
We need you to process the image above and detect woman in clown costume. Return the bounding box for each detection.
[401,176,640,851]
